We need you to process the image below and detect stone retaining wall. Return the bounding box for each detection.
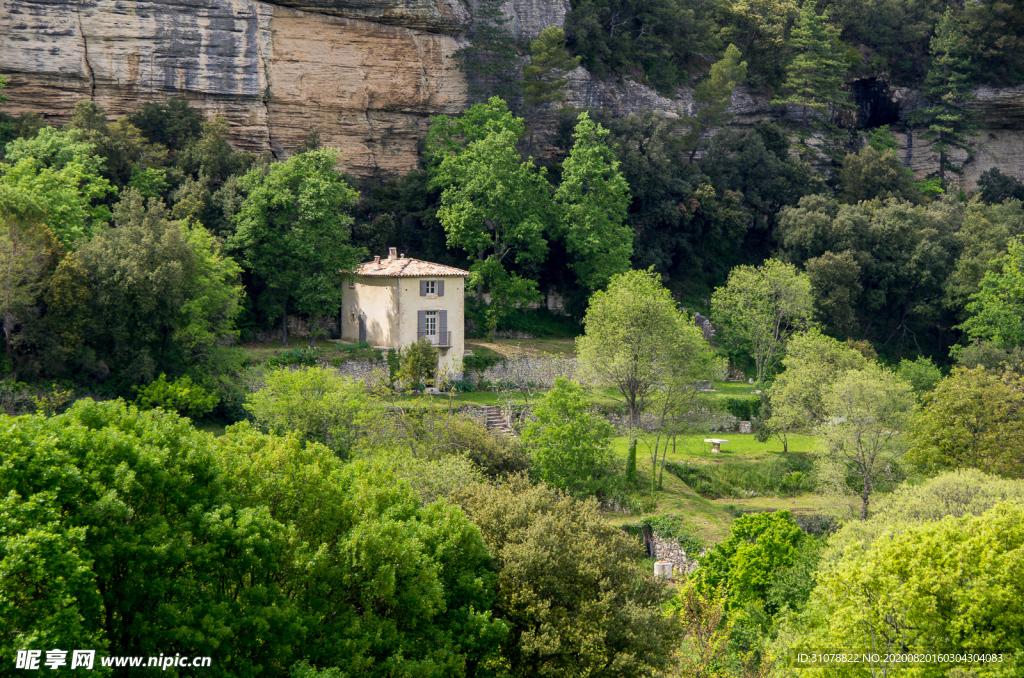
[481,357,577,388]
[648,535,701,577]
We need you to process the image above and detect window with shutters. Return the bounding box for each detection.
[425,280,436,297]
[425,310,438,341]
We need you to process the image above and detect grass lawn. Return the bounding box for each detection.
[704,381,763,399]
[605,431,824,545]
[611,432,818,461]
[466,338,577,359]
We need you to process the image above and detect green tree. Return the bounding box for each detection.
[430,110,554,338]
[245,366,374,458]
[522,26,581,113]
[74,189,243,386]
[214,426,507,676]
[907,366,1024,478]
[764,329,868,451]
[454,475,680,678]
[957,237,1024,349]
[777,194,962,350]
[127,98,205,152]
[577,268,711,427]
[695,511,806,613]
[229,149,364,347]
[522,378,615,497]
[897,355,942,396]
[67,100,171,191]
[134,372,219,419]
[683,43,748,161]
[944,198,1024,315]
[911,10,979,188]
[400,335,440,388]
[176,115,254,184]
[554,112,632,291]
[838,145,920,204]
[771,0,849,128]
[0,400,305,676]
[712,259,813,384]
[699,122,823,258]
[777,503,1024,674]
[816,365,916,519]
[1,127,115,245]
[0,187,49,370]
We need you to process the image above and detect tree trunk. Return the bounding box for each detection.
[860,476,871,520]
[659,436,675,490]
[2,313,14,377]
[281,299,288,348]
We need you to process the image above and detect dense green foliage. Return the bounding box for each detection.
[522,378,615,496]
[454,476,680,677]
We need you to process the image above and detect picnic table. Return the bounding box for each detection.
[704,438,728,453]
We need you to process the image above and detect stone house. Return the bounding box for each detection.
[341,248,469,376]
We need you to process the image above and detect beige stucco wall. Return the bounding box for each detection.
[341,277,397,346]
[342,275,465,376]
[396,277,465,376]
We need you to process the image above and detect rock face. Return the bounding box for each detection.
[2,0,1024,184]
[0,0,468,176]
[269,0,470,33]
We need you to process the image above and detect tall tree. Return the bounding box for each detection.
[764,329,868,451]
[771,0,849,129]
[74,189,243,386]
[522,26,581,113]
[430,111,555,338]
[908,366,1024,478]
[554,112,632,291]
[522,378,615,497]
[911,9,979,188]
[453,475,680,678]
[0,187,49,371]
[229,149,364,347]
[1,127,114,245]
[957,237,1024,350]
[682,43,748,161]
[577,268,716,428]
[711,259,814,384]
[816,365,915,520]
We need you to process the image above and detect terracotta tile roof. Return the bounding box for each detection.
[355,257,470,278]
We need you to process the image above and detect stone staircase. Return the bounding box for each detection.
[482,405,513,435]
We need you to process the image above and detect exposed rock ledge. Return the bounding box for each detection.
[268,0,470,33]
[2,0,1024,185]
[0,0,469,176]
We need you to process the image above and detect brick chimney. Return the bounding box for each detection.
[388,247,397,261]
[373,255,380,267]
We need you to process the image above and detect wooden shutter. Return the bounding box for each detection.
[417,310,426,340]
[437,280,445,297]
[420,280,427,296]
[439,310,448,345]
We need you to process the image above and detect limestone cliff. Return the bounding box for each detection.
[1,0,1024,185]
[0,0,468,176]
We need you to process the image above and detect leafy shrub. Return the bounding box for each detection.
[401,337,439,389]
[267,348,319,367]
[718,396,761,421]
[134,374,219,419]
[463,352,504,374]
